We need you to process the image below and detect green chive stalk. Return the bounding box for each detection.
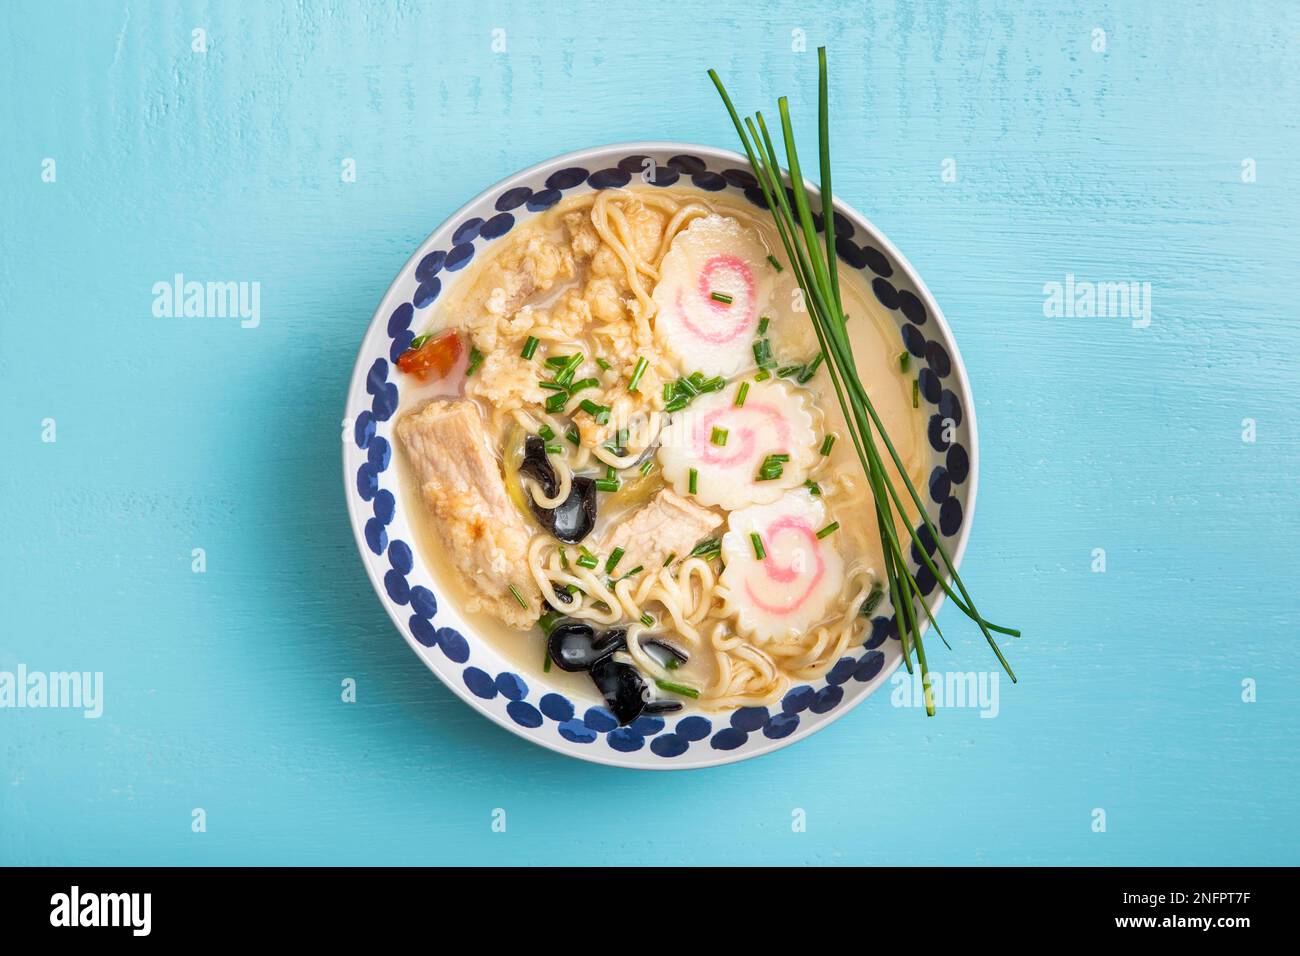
[709,49,1019,715]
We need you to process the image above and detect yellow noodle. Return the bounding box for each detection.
[653,201,710,265]
[590,190,656,332]
[607,203,660,282]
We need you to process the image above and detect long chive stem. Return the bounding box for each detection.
[708,50,1019,707]
[818,46,842,318]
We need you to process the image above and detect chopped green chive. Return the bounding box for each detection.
[804,479,822,496]
[569,377,600,394]
[620,565,644,580]
[544,443,562,455]
[544,392,569,413]
[664,657,681,671]
[596,357,612,371]
[554,352,584,386]
[750,532,766,560]
[639,459,654,476]
[860,584,884,617]
[688,467,698,495]
[655,679,700,699]
[757,316,770,335]
[594,477,621,493]
[662,552,677,567]
[538,380,568,392]
[409,333,433,349]
[579,399,610,424]
[521,336,539,360]
[899,351,911,373]
[508,583,528,609]
[576,551,599,570]
[820,434,836,456]
[565,424,580,446]
[766,254,783,272]
[559,548,570,570]
[816,521,840,540]
[538,609,563,635]
[755,369,771,382]
[537,424,555,441]
[797,353,825,383]
[777,363,803,379]
[912,378,920,408]
[466,347,484,376]
[756,453,787,481]
[640,612,654,627]
[662,372,726,416]
[735,381,750,406]
[689,537,721,559]
[711,426,728,446]
[545,355,572,370]
[627,356,649,393]
[710,291,734,304]
[752,338,775,369]
[605,547,625,574]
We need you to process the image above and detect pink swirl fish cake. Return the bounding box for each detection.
[651,215,774,377]
[657,380,817,511]
[719,490,846,642]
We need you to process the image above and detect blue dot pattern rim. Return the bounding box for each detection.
[351,150,970,761]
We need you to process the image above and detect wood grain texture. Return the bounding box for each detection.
[0,0,1296,865]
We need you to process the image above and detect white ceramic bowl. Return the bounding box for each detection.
[343,142,979,769]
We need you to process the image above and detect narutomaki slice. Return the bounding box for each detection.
[651,214,774,377]
[718,490,845,642]
[657,379,816,511]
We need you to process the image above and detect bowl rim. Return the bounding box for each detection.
[342,140,980,770]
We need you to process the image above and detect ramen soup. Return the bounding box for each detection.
[394,186,926,725]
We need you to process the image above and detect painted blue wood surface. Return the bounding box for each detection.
[1,0,1297,865]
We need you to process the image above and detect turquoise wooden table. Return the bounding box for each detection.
[2,0,1297,866]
